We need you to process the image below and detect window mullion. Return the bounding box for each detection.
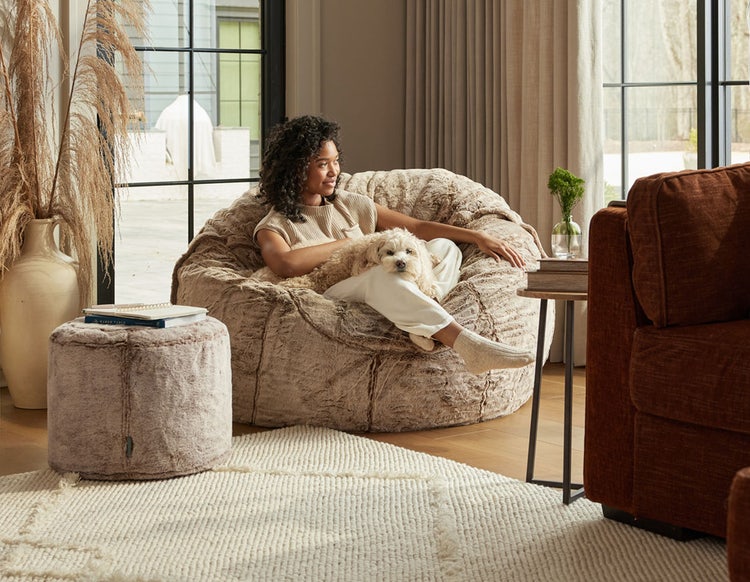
[620,0,628,198]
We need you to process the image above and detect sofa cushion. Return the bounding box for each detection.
[627,163,750,328]
[630,319,750,434]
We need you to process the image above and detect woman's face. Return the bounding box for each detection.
[301,140,340,205]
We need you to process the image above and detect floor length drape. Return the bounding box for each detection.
[405,0,603,364]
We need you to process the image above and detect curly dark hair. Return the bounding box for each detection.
[258,115,343,222]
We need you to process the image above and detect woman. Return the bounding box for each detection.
[254,115,533,374]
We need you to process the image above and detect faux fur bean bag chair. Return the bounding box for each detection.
[171,168,554,432]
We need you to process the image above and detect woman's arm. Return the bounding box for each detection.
[375,203,527,268]
[256,229,351,278]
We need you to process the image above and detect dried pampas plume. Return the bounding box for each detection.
[0,0,147,305]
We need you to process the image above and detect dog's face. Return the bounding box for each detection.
[364,229,433,281]
[379,238,419,274]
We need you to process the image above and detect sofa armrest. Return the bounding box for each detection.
[584,205,648,510]
[729,467,750,581]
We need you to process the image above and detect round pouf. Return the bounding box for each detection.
[47,316,232,480]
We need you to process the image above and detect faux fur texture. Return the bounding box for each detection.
[47,317,233,480]
[171,168,555,432]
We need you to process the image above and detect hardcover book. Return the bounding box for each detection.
[525,270,588,293]
[83,312,207,328]
[538,258,588,273]
[82,302,207,320]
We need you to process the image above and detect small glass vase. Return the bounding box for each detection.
[551,217,583,259]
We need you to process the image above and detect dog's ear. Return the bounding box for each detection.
[365,239,385,265]
[430,252,440,267]
[351,238,383,275]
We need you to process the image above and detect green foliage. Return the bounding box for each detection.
[548,167,585,218]
[687,127,698,153]
[604,181,621,205]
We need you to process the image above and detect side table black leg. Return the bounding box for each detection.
[525,299,547,483]
[563,300,574,504]
[562,299,585,505]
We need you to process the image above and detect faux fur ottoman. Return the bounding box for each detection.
[47,317,232,480]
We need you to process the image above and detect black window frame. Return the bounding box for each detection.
[97,0,285,303]
[605,0,750,200]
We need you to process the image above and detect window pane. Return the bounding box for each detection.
[126,49,258,183]
[730,86,750,164]
[115,186,189,303]
[194,182,252,236]
[216,21,262,179]
[202,1,261,49]
[123,52,200,184]
[625,0,696,84]
[625,86,697,191]
[144,0,191,48]
[603,86,624,201]
[142,0,261,49]
[103,0,280,303]
[729,0,750,165]
[220,61,241,100]
[602,0,621,84]
[213,124,259,180]
[115,181,254,304]
[729,0,750,83]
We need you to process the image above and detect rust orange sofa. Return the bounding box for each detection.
[730,468,750,580]
[585,162,750,541]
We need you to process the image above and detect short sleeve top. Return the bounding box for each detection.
[253,190,378,249]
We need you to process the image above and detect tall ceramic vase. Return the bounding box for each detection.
[0,219,80,409]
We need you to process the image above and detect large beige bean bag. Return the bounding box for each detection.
[171,168,554,432]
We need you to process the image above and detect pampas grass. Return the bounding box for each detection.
[0,0,146,305]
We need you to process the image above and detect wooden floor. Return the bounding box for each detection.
[0,363,585,485]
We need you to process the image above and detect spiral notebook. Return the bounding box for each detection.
[82,302,207,321]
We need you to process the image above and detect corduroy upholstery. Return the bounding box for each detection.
[729,468,750,581]
[584,162,750,539]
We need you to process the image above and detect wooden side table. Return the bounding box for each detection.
[517,288,587,504]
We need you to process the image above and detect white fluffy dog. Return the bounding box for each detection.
[280,228,440,351]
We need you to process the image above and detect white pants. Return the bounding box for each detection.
[323,238,462,338]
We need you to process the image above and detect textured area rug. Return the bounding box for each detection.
[0,426,726,581]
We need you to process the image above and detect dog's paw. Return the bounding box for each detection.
[409,333,436,352]
[426,282,441,300]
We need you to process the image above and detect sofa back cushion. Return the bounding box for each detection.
[627,163,750,327]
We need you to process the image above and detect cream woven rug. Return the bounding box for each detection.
[0,425,727,581]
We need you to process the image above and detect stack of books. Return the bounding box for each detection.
[525,258,588,293]
[82,303,208,328]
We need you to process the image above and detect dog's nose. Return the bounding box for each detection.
[395,260,406,271]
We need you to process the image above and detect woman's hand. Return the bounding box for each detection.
[474,232,526,268]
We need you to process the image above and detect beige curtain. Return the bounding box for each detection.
[405,0,603,365]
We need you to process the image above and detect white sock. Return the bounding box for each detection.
[453,329,534,374]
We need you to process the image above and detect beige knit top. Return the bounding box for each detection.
[253,190,378,249]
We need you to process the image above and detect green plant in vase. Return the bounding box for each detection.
[548,167,585,259]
